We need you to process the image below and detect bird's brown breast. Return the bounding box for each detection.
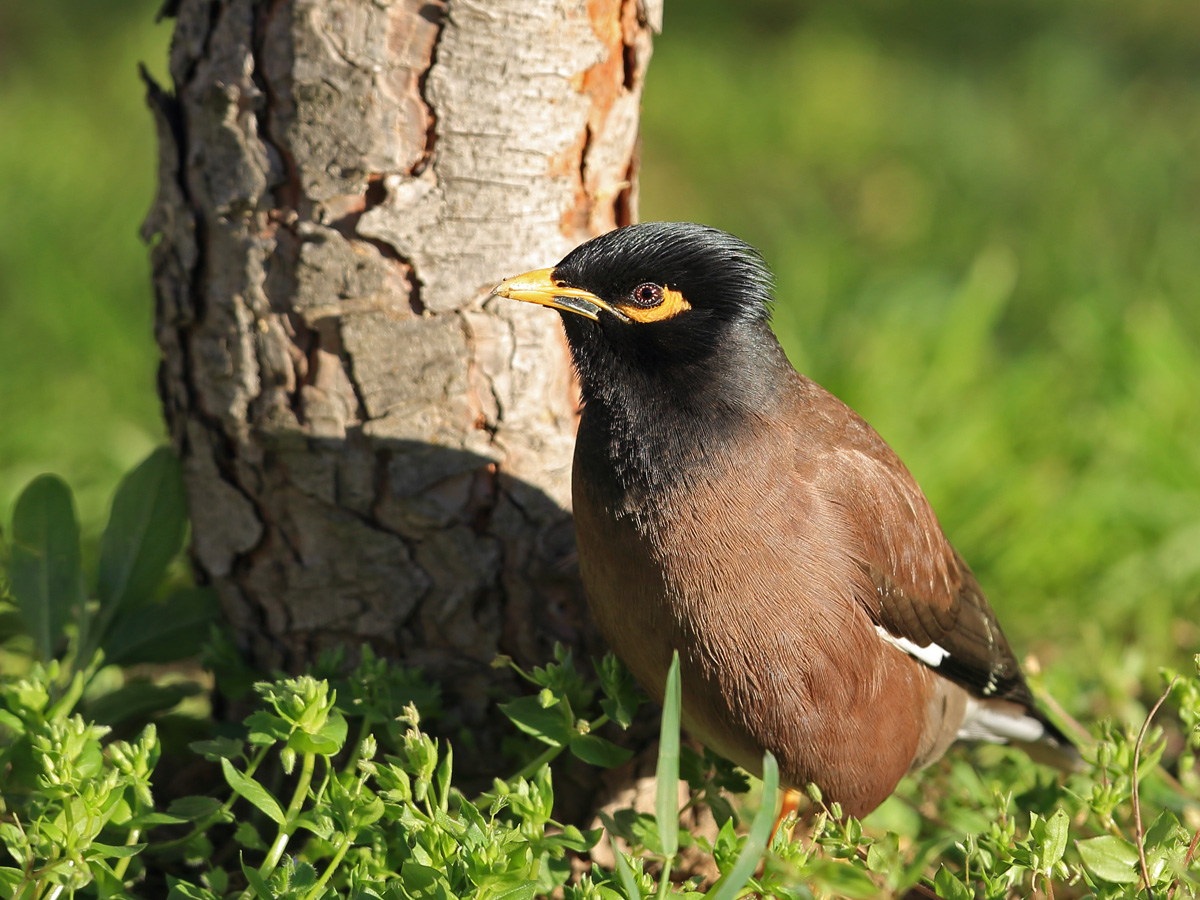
[571,382,965,816]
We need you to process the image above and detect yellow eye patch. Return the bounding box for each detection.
[619,287,692,323]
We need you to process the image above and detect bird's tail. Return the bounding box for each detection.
[959,696,1085,772]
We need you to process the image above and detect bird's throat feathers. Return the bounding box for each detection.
[568,318,791,505]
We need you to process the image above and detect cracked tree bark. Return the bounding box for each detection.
[142,0,662,798]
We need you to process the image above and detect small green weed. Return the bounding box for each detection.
[2,456,1199,898]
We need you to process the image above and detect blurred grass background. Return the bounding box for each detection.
[0,1,168,532]
[1,0,1196,718]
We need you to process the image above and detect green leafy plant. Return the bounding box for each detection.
[3,635,1200,898]
[0,632,783,900]
[495,645,641,777]
[1,447,219,729]
[3,457,1199,899]
[0,449,219,898]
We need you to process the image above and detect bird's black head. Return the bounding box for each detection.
[493,222,778,395]
[495,223,792,492]
[553,221,773,329]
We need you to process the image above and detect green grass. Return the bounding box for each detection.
[0,0,170,533]
[2,0,1197,718]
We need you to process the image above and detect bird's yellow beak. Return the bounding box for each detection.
[492,267,629,322]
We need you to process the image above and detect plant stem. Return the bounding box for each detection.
[154,745,273,853]
[1132,677,1177,900]
[233,750,318,900]
[259,751,317,877]
[111,827,141,881]
[656,856,673,899]
[341,718,371,776]
[302,831,355,900]
[503,713,612,785]
[507,744,562,783]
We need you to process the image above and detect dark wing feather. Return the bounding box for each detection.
[868,546,1035,707]
[810,425,1037,709]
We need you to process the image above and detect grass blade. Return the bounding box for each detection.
[705,752,779,900]
[656,651,682,861]
[613,844,644,900]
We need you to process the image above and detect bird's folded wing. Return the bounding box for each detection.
[818,446,1036,709]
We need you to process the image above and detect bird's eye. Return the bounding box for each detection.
[631,283,664,308]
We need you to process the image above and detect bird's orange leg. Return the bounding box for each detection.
[771,788,804,842]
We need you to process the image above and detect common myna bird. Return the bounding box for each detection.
[494,222,1076,817]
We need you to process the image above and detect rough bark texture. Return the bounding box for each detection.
[143,0,662,792]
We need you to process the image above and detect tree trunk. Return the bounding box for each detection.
[142,0,661,790]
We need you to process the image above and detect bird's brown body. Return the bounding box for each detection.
[495,222,1074,816]
[573,360,970,815]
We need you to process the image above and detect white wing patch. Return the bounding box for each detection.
[958,697,1047,744]
[874,626,949,667]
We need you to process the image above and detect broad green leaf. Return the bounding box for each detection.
[1144,808,1182,847]
[679,745,707,790]
[804,859,879,899]
[1076,835,1140,884]
[166,878,222,900]
[0,869,23,894]
[101,587,219,666]
[10,473,82,661]
[205,868,229,897]
[87,857,126,897]
[500,694,573,747]
[626,811,664,855]
[352,792,386,830]
[538,852,573,896]
[597,653,641,729]
[234,821,268,851]
[400,861,449,900]
[705,751,778,900]
[865,832,899,873]
[245,710,292,745]
[125,811,188,829]
[188,736,245,762]
[293,812,335,841]
[222,757,285,824]
[598,809,654,851]
[288,708,349,756]
[569,733,634,767]
[486,881,537,900]
[167,796,223,821]
[290,861,318,890]
[556,825,601,853]
[1039,808,1069,870]
[656,651,682,859]
[0,709,25,734]
[932,867,972,900]
[84,841,147,859]
[707,794,735,829]
[97,446,188,616]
